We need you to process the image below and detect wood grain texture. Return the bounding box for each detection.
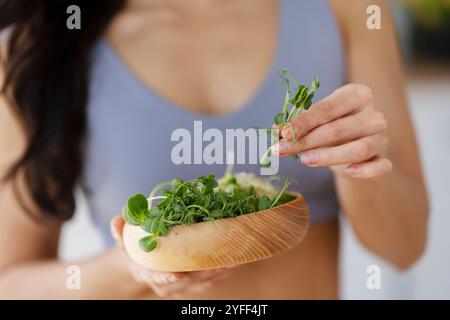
[123,192,309,271]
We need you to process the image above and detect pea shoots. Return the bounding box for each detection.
[123,173,295,252]
[260,69,320,167]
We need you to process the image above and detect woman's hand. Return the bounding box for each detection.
[110,216,233,298]
[274,84,392,179]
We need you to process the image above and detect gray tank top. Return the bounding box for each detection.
[82,0,346,247]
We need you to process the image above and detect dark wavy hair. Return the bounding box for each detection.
[0,0,125,220]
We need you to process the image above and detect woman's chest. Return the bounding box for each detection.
[105,0,278,115]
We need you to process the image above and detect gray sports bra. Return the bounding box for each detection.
[82,0,346,246]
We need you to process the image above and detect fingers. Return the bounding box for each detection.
[150,269,219,285]
[272,124,281,136]
[299,133,388,167]
[281,84,374,141]
[135,267,235,298]
[150,271,187,286]
[152,271,228,297]
[275,107,387,156]
[110,215,125,245]
[346,157,393,179]
[273,83,391,180]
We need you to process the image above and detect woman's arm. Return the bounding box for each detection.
[332,0,428,269]
[0,91,149,299]
[0,248,147,299]
[277,0,428,269]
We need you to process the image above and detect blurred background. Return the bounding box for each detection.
[59,0,450,299]
[339,0,450,299]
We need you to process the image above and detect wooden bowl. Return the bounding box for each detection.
[123,192,309,271]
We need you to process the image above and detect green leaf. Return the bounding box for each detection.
[246,197,258,211]
[303,96,313,110]
[151,219,161,235]
[199,174,218,189]
[225,175,237,184]
[210,209,224,219]
[277,193,297,205]
[279,68,291,91]
[290,85,307,105]
[302,77,320,110]
[279,68,299,88]
[258,196,272,211]
[311,76,320,90]
[128,194,148,215]
[158,223,169,236]
[140,218,161,236]
[270,178,293,208]
[141,216,155,233]
[149,207,161,217]
[171,178,184,188]
[139,236,157,252]
[249,185,257,197]
[282,90,291,114]
[274,112,288,125]
[123,206,141,225]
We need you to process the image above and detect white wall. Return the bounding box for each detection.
[59,77,450,299]
[59,191,104,262]
[404,76,450,299]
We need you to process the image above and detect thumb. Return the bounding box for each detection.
[110,215,125,246]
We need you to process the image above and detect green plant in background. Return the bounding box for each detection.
[398,0,450,60]
[406,0,450,28]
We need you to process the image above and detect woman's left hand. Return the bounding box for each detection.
[273,84,392,179]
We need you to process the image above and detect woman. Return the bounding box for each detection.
[0,0,428,299]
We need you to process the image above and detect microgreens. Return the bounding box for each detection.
[123,174,296,252]
[259,69,320,167]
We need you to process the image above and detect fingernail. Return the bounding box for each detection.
[301,152,317,165]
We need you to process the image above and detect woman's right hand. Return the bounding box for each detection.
[110,215,233,298]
